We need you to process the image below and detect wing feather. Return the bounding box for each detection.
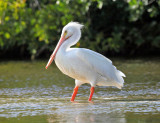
[76,48,125,88]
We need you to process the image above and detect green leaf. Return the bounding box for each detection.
[5,32,10,39]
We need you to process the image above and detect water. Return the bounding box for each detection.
[0,58,160,123]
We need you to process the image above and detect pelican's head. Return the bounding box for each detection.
[46,22,83,69]
[61,22,83,40]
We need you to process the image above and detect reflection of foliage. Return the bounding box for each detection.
[0,0,160,59]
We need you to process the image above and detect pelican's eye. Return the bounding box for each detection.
[64,30,67,36]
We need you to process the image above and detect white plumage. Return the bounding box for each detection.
[46,22,126,102]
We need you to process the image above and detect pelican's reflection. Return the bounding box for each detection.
[47,101,128,123]
[47,112,126,123]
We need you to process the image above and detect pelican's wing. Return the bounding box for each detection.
[76,48,125,88]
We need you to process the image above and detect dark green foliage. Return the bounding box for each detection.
[0,0,160,59]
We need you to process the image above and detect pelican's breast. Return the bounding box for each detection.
[54,51,69,75]
[55,49,90,83]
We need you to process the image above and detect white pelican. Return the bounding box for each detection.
[46,22,125,102]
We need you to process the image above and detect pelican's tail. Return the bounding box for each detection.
[115,70,126,89]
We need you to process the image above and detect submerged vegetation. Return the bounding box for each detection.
[0,0,160,59]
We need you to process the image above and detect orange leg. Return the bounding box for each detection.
[70,86,79,102]
[88,87,95,101]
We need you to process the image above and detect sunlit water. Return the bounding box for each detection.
[0,58,160,122]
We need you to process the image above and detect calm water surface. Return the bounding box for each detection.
[0,58,160,123]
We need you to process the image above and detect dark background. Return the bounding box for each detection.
[0,0,160,60]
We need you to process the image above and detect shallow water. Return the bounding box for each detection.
[0,58,160,123]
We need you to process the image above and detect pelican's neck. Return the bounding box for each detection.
[60,32,81,51]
